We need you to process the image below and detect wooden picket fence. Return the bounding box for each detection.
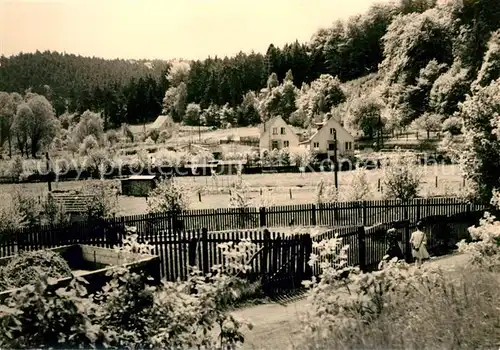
[127,197,485,231]
[0,197,489,296]
[0,212,485,297]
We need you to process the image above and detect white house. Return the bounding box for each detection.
[259,116,300,151]
[299,117,355,159]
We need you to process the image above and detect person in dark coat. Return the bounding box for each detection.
[385,226,405,261]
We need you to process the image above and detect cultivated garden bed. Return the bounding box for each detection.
[0,244,160,299]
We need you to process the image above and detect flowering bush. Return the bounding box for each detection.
[82,181,119,219]
[457,189,500,269]
[300,232,500,349]
[147,177,190,214]
[315,178,339,204]
[344,167,373,202]
[383,151,422,201]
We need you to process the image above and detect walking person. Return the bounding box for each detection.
[410,221,430,267]
[385,226,404,261]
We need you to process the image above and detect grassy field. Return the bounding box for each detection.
[0,164,464,216]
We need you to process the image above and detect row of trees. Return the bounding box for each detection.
[2,0,490,129]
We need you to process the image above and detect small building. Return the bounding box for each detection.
[259,116,301,151]
[299,116,355,160]
[149,115,175,131]
[50,193,95,223]
[121,175,158,197]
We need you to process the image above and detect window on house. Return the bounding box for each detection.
[313,142,320,149]
[345,142,352,150]
[284,140,289,148]
[272,140,279,150]
[330,128,336,135]
[281,127,286,135]
[328,142,336,151]
[272,127,278,135]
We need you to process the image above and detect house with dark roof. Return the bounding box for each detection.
[298,116,355,160]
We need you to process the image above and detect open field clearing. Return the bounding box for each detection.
[0,165,464,215]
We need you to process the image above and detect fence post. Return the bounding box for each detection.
[311,204,317,226]
[188,236,198,268]
[201,228,209,275]
[362,201,367,227]
[416,198,421,222]
[260,207,267,227]
[304,233,313,280]
[357,226,366,272]
[261,229,270,276]
[403,222,412,263]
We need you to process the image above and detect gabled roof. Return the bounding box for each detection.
[149,115,173,130]
[260,116,282,134]
[50,193,94,213]
[260,116,300,140]
[125,175,157,181]
[298,117,354,144]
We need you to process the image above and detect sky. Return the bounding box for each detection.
[0,0,392,61]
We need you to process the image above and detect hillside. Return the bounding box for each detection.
[0,0,499,160]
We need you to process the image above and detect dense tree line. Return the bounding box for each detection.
[0,0,499,144]
[0,51,170,127]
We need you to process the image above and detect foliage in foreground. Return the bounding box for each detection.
[299,201,500,349]
[0,236,256,349]
[0,250,72,292]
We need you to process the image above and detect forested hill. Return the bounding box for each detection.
[0,0,499,131]
[0,52,171,125]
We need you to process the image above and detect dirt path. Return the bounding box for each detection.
[231,253,471,350]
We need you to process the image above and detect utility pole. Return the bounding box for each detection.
[333,130,338,190]
[198,114,201,142]
[45,152,52,192]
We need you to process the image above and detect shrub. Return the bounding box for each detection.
[300,232,500,350]
[6,156,23,182]
[157,129,173,143]
[10,186,42,227]
[105,130,120,146]
[41,193,69,225]
[382,151,422,201]
[0,236,255,349]
[0,204,26,232]
[344,168,373,202]
[229,167,252,210]
[146,128,160,143]
[147,177,190,214]
[81,181,119,219]
[0,275,107,348]
[315,178,339,204]
[0,250,72,291]
[458,189,500,269]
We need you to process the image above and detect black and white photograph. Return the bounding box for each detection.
[0,0,499,348]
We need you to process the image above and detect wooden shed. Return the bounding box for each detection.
[121,175,158,197]
[51,193,95,223]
